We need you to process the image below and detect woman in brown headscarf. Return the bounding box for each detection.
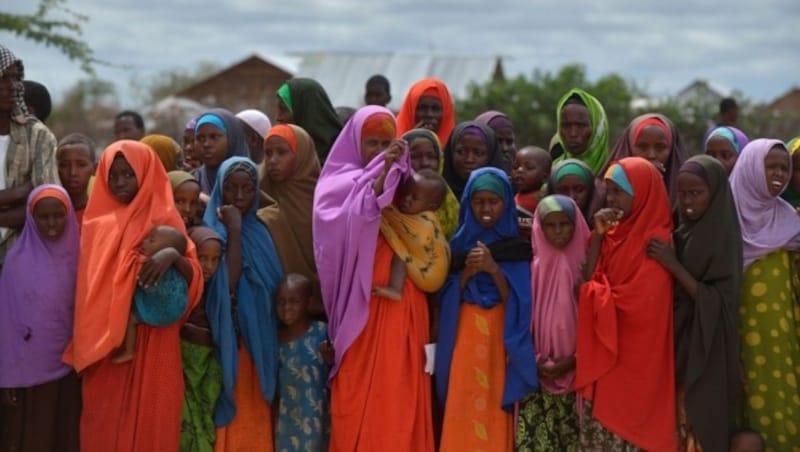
[257,124,323,316]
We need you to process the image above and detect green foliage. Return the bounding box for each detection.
[0,0,101,73]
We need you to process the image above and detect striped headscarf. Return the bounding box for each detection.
[0,45,29,123]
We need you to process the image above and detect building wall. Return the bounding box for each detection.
[766,90,800,114]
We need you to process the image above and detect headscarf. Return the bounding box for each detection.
[436,167,538,411]
[395,78,456,145]
[0,185,78,387]
[475,110,513,132]
[546,158,604,224]
[575,157,676,450]
[63,141,203,372]
[313,106,410,379]
[168,170,198,190]
[673,155,742,452]
[729,138,800,269]
[531,195,590,395]
[203,156,284,425]
[277,78,342,163]
[781,136,800,206]
[256,124,321,301]
[704,126,749,155]
[0,45,29,123]
[192,108,249,193]
[184,115,199,131]
[235,109,272,138]
[442,121,503,200]
[141,134,182,172]
[402,128,460,239]
[607,113,687,204]
[553,88,609,175]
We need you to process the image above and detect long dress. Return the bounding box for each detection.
[739,250,800,450]
[328,236,434,452]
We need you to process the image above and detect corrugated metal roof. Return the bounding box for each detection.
[293,52,502,111]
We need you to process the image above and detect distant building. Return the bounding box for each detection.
[174,54,298,119]
[765,87,800,115]
[674,79,731,107]
[293,52,505,111]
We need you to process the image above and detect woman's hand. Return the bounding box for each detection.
[465,241,500,275]
[138,248,180,288]
[593,208,623,235]
[383,139,406,172]
[646,238,677,270]
[217,205,242,231]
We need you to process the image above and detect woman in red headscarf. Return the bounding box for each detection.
[396,78,456,146]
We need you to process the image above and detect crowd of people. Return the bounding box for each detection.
[0,42,798,452]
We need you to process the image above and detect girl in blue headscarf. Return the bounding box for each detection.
[202,156,284,451]
[436,167,538,452]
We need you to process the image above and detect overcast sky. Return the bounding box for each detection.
[5,0,799,107]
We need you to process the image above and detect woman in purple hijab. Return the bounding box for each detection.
[475,110,516,174]
[313,105,436,451]
[730,138,800,448]
[0,184,81,452]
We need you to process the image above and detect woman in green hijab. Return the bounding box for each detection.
[553,88,609,176]
[276,78,342,163]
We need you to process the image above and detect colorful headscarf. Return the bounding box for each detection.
[203,156,284,425]
[705,126,749,155]
[607,113,687,204]
[141,134,182,172]
[0,45,29,123]
[0,185,79,387]
[476,110,513,132]
[278,78,342,163]
[191,108,249,194]
[257,125,321,302]
[730,139,800,269]
[264,124,298,152]
[313,106,410,379]
[395,78,456,145]
[605,163,634,196]
[403,128,461,239]
[531,194,590,395]
[436,167,538,411]
[63,141,203,372]
[442,121,503,199]
[554,88,609,175]
[546,159,603,223]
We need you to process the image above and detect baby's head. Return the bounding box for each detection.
[512,146,551,194]
[276,273,313,328]
[729,428,765,452]
[140,225,187,257]
[396,169,448,215]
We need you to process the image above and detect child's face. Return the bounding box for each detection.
[453,135,489,182]
[276,284,310,327]
[790,152,800,193]
[108,155,139,204]
[541,211,574,249]
[397,175,440,215]
[676,172,711,221]
[632,126,670,172]
[360,135,392,166]
[553,175,589,211]
[182,130,200,169]
[222,170,256,215]
[197,239,222,281]
[57,144,95,199]
[408,140,439,173]
[604,180,634,219]
[173,181,201,229]
[194,123,228,168]
[140,229,169,257]
[470,190,505,229]
[33,197,67,242]
[705,136,738,175]
[512,150,547,193]
[276,98,294,124]
[764,146,790,197]
[263,135,297,183]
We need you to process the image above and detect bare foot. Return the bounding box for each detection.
[373,286,402,300]
[111,349,135,364]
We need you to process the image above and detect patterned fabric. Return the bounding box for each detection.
[133,267,188,327]
[516,391,578,452]
[180,340,222,452]
[0,45,29,122]
[739,249,800,450]
[275,321,329,452]
[0,120,58,264]
[379,206,450,293]
[579,401,642,452]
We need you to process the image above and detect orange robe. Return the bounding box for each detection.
[329,236,434,452]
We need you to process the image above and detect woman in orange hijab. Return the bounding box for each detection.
[63,140,203,451]
[395,78,455,145]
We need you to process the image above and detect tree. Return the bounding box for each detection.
[0,0,101,73]
[131,61,221,106]
[48,78,119,147]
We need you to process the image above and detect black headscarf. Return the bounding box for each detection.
[442,121,504,200]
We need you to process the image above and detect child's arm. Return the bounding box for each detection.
[464,241,510,304]
[138,249,195,288]
[372,139,405,196]
[582,208,622,281]
[647,238,698,300]
[218,205,243,294]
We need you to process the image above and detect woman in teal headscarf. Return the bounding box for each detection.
[553,88,609,176]
[276,78,342,163]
